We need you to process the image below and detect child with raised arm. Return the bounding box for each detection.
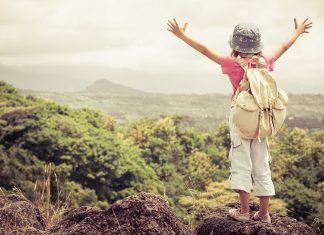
[166,18,312,223]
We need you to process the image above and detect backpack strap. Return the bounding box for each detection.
[231,57,249,106]
[236,57,249,71]
[236,55,269,70]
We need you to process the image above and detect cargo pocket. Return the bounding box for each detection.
[232,135,242,148]
[229,135,242,160]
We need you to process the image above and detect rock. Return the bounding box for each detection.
[0,194,46,234]
[48,192,193,235]
[195,202,317,235]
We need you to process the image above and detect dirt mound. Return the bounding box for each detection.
[195,202,317,235]
[0,192,318,235]
[0,194,45,234]
[49,192,193,235]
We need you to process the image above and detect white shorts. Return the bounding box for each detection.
[228,106,276,196]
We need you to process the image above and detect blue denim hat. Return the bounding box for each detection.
[228,23,263,53]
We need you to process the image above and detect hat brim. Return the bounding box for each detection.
[228,34,263,53]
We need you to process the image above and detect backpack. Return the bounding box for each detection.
[230,55,288,142]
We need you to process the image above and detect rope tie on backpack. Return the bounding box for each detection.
[269,104,275,135]
[257,109,263,143]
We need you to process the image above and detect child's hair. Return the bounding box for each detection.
[231,50,262,58]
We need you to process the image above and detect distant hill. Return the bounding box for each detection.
[20,79,324,132]
[85,79,149,96]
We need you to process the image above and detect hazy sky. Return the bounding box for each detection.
[0,0,323,94]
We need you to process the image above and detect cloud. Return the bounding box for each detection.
[0,0,323,93]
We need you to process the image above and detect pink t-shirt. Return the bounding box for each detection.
[219,55,275,101]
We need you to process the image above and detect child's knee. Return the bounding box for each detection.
[230,173,253,194]
[252,170,271,181]
[253,178,276,196]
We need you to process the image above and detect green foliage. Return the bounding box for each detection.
[124,115,188,209]
[185,151,218,191]
[61,181,108,208]
[207,121,231,181]
[0,81,159,204]
[125,116,179,167]
[1,81,323,231]
[276,179,321,223]
[0,145,44,200]
[270,126,324,230]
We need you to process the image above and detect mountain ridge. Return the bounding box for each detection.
[84,78,150,96]
[18,79,324,131]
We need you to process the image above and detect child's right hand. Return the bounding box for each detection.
[272,18,313,62]
[167,18,188,38]
[294,18,312,35]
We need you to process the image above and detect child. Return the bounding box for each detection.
[167,18,312,223]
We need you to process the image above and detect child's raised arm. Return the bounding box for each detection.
[167,18,221,65]
[272,18,312,62]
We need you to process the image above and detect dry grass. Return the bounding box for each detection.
[0,163,71,233]
[33,163,71,229]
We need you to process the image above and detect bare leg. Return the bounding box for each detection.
[258,196,270,217]
[239,190,250,213]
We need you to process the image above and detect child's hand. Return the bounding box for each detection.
[272,18,313,61]
[167,18,188,38]
[294,18,312,35]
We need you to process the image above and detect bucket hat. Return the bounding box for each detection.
[228,23,263,53]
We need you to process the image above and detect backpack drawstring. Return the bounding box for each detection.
[257,109,262,143]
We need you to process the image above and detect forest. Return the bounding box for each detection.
[0,80,323,231]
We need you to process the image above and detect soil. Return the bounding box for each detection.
[195,202,318,235]
[0,194,46,235]
[48,192,193,235]
[0,192,318,235]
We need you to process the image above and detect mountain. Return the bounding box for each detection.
[0,64,230,94]
[84,79,149,96]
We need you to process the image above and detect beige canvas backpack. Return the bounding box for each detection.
[230,55,288,142]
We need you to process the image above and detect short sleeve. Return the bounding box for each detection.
[264,55,275,71]
[219,56,235,74]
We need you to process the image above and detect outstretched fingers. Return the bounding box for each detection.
[302,18,309,24]
[303,19,312,33]
[294,17,313,34]
[301,18,313,27]
[167,23,174,31]
[294,18,297,29]
[167,20,175,29]
[183,22,188,30]
[166,18,184,37]
[173,18,179,28]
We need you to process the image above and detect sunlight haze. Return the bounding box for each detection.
[0,0,323,93]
